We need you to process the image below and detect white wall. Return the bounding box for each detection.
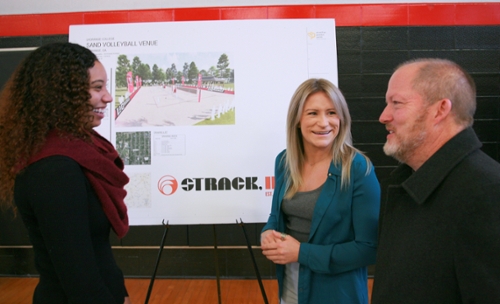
[0,0,497,15]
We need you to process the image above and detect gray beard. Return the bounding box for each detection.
[383,130,426,164]
[383,109,428,164]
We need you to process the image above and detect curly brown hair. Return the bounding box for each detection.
[0,42,98,210]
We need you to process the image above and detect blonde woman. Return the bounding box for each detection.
[261,78,380,304]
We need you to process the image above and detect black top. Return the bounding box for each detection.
[15,156,127,304]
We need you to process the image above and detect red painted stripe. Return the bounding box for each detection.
[316,5,362,26]
[409,4,456,26]
[456,3,500,25]
[1,3,500,37]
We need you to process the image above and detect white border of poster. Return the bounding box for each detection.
[69,19,337,225]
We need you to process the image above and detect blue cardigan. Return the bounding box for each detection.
[262,150,380,304]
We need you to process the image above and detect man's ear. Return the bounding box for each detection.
[433,98,452,124]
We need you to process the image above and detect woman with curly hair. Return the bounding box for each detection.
[0,42,131,304]
[260,78,380,304]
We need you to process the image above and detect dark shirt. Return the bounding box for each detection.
[15,156,127,304]
[372,128,500,303]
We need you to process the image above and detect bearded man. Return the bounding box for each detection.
[372,58,500,303]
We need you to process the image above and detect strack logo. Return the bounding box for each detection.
[181,177,261,191]
[158,175,179,196]
[158,175,275,195]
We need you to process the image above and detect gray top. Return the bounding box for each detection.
[282,184,323,243]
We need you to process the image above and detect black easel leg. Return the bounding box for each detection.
[145,220,169,304]
[213,224,222,304]
[237,219,269,304]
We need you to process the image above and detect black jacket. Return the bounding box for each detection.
[372,127,500,303]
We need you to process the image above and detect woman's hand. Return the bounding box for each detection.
[261,230,300,265]
[260,229,275,246]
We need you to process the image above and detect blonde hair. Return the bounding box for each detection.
[283,78,370,199]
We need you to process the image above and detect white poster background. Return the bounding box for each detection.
[69,19,337,225]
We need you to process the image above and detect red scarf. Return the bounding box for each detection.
[26,129,129,238]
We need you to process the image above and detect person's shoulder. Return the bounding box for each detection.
[460,149,500,182]
[30,155,79,169]
[20,156,82,179]
[351,151,371,172]
[276,149,286,158]
[352,151,367,162]
[15,156,85,196]
[275,149,286,163]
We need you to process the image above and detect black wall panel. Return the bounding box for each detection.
[1,26,499,278]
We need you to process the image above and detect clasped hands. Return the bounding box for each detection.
[261,230,300,265]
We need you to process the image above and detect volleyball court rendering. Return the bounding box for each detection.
[115,83,235,127]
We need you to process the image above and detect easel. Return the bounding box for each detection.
[144,219,269,304]
[144,220,169,304]
[236,218,269,304]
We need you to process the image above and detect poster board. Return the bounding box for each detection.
[69,19,337,225]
